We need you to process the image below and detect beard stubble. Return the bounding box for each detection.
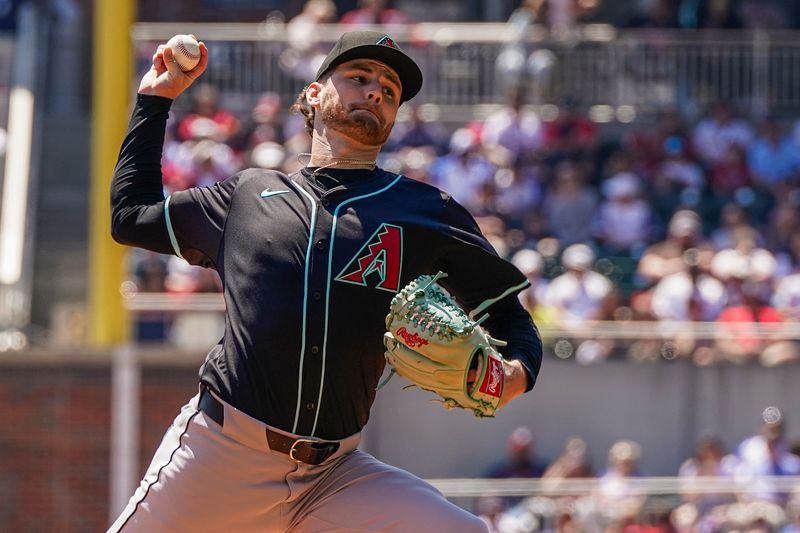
[320,94,394,146]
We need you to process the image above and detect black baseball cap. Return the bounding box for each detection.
[315,31,423,103]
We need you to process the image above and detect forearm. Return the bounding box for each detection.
[481,295,543,395]
[110,94,174,253]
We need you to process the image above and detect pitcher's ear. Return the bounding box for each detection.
[306,82,323,108]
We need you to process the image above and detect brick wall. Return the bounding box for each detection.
[0,351,201,533]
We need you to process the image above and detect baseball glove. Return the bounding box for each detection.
[382,271,507,417]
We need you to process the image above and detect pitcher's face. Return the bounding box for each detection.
[318,59,402,146]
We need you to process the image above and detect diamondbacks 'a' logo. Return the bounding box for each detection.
[336,223,403,292]
[376,35,397,49]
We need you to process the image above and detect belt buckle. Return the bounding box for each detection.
[289,438,320,463]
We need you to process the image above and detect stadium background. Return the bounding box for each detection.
[1,0,800,531]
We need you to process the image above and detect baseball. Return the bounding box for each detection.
[166,34,201,72]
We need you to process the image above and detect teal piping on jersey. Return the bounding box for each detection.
[164,195,184,260]
[311,173,404,436]
[288,180,319,434]
[261,189,290,199]
[469,279,531,320]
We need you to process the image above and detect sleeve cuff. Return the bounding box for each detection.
[136,93,174,110]
[509,355,536,392]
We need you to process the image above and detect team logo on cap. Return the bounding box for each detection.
[376,35,397,49]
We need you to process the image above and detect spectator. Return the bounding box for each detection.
[130,249,168,292]
[711,243,776,303]
[339,0,413,26]
[187,139,240,188]
[650,246,726,321]
[542,160,598,246]
[595,440,646,527]
[429,128,495,214]
[735,407,800,503]
[624,108,692,178]
[176,83,240,144]
[481,91,543,164]
[638,209,705,284]
[390,104,445,151]
[541,98,599,163]
[709,144,751,198]
[773,234,800,318]
[545,243,617,328]
[712,248,797,365]
[497,0,556,97]
[486,426,549,479]
[773,276,800,321]
[692,101,754,167]
[768,202,800,269]
[678,436,737,515]
[238,92,285,151]
[594,171,653,255]
[489,164,543,229]
[654,136,705,201]
[711,202,765,251]
[484,426,549,510]
[748,116,800,191]
[511,248,552,319]
[283,0,338,81]
[542,436,594,480]
[475,215,512,259]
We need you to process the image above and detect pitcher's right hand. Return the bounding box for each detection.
[138,35,208,100]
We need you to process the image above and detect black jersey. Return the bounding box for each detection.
[111,95,542,440]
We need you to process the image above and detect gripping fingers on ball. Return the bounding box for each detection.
[152,45,167,69]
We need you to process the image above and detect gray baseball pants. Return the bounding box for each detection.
[108,388,488,532]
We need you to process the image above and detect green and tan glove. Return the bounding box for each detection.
[382,272,507,417]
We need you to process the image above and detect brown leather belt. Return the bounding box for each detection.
[198,387,340,465]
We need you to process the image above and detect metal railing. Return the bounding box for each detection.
[132,23,800,118]
[429,476,800,532]
[429,475,800,498]
[123,291,800,345]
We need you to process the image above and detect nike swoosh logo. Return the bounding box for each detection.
[260,189,289,198]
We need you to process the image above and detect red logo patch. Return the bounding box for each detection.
[478,356,504,398]
[376,35,397,49]
[396,327,429,348]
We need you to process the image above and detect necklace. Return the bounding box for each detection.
[297,153,377,176]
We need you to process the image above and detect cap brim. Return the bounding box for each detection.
[318,44,422,103]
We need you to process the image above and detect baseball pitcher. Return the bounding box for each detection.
[108,31,542,532]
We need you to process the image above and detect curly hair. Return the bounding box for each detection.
[289,74,330,136]
[289,85,315,136]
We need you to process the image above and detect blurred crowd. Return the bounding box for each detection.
[480,407,800,533]
[129,77,800,367]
